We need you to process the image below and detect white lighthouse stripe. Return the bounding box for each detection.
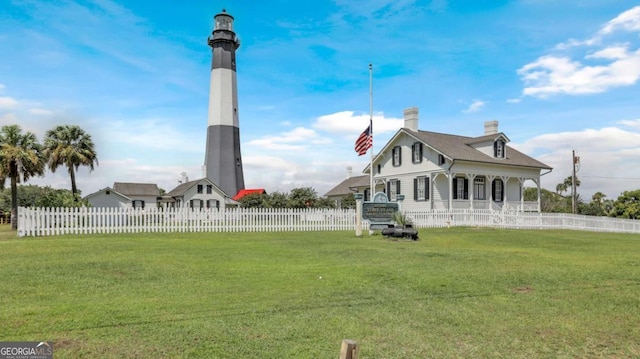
[207,67,238,128]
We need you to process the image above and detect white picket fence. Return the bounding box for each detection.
[16,206,640,237]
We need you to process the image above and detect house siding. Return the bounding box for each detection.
[87,191,129,208]
[371,131,546,212]
[175,180,228,210]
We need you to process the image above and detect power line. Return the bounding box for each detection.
[581,175,640,181]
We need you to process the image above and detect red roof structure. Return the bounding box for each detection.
[232,188,266,201]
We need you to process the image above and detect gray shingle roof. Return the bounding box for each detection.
[325,175,370,197]
[165,178,229,198]
[407,129,551,169]
[165,179,200,197]
[113,182,160,196]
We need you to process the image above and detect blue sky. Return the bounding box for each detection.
[2,0,640,201]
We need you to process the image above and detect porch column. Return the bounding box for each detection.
[448,172,453,210]
[468,173,476,210]
[536,179,542,212]
[429,173,434,210]
[518,177,526,212]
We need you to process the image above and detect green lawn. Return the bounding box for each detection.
[1,227,639,358]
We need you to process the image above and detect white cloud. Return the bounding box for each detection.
[519,49,640,97]
[101,118,203,153]
[599,6,640,35]
[313,110,403,134]
[247,127,330,151]
[618,119,640,129]
[463,100,486,113]
[506,98,521,104]
[519,6,640,97]
[0,96,19,109]
[28,108,54,116]
[586,45,630,60]
[513,125,640,199]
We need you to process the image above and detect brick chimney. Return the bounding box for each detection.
[403,107,419,131]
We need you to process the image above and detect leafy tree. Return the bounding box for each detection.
[610,190,640,219]
[314,196,336,209]
[340,193,356,209]
[0,185,87,212]
[579,192,610,216]
[0,125,46,229]
[524,187,571,213]
[43,125,98,201]
[36,187,88,207]
[264,191,288,208]
[287,187,317,208]
[239,192,266,208]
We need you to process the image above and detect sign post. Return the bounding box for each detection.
[354,193,364,237]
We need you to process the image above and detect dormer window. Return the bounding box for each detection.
[494,140,505,158]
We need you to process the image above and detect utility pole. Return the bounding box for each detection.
[572,150,580,214]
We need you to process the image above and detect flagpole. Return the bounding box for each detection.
[369,63,374,200]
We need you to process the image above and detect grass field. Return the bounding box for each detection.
[1,226,639,358]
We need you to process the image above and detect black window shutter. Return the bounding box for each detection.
[386,181,390,196]
[453,178,458,199]
[414,178,418,200]
[425,180,430,200]
[398,147,402,166]
[494,141,498,157]
[492,179,503,201]
[464,179,469,200]
[396,180,401,194]
[419,143,423,159]
[411,143,416,162]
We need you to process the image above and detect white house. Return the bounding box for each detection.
[325,167,371,207]
[85,182,161,208]
[363,107,552,212]
[164,177,238,210]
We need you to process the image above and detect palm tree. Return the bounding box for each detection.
[0,125,46,230]
[43,125,98,201]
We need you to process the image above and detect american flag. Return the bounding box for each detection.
[354,125,372,156]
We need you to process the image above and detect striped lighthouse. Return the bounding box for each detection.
[204,9,245,197]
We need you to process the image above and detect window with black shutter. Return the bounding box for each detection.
[387,179,400,201]
[453,177,469,199]
[414,176,428,201]
[492,179,504,201]
[412,142,423,164]
[392,146,402,167]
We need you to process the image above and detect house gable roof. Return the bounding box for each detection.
[367,128,551,171]
[165,178,228,198]
[409,129,551,169]
[84,187,130,201]
[325,175,370,197]
[113,182,160,197]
